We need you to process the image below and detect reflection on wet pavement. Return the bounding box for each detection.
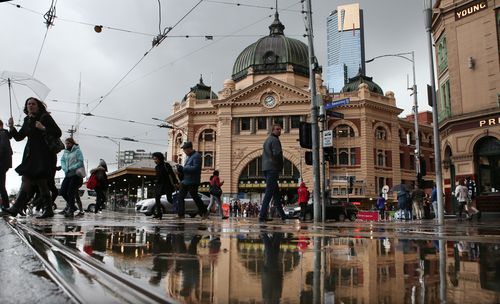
[17,218,499,304]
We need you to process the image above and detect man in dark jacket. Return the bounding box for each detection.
[3,98,62,218]
[176,141,208,219]
[259,124,287,222]
[0,119,13,209]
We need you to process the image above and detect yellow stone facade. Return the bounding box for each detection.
[432,0,500,211]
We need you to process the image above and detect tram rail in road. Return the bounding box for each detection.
[5,219,176,304]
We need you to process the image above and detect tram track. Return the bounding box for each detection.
[5,218,176,304]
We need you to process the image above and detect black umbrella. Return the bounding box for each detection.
[391,183,410,192]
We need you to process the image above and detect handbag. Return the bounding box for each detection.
[40,113,65,154]
[76,166,86,178]
[209,184,222,197]
[44,134,65,154]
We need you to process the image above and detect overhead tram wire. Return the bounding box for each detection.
[79,0,206,125]
[78,132,166,147]
[112,1,302,92]
[32,0,57,77]
[204,0,301,12]
[49,109,171,128]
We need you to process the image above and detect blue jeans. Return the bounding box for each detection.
[259,170,285,219]
[61,175,81,212]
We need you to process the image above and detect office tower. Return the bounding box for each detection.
[326,3,365,93]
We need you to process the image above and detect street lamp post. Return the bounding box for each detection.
[98,136,121,168]
[97,136,139,169]
[366,52,421,185]
[424,0,445,226]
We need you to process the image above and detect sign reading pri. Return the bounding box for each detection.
[455,0,487,20]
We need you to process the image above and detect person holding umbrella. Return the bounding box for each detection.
[2,97,61,218]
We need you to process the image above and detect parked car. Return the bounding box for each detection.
[283,199,358,221]
[54,185,98,212]
[135,192,210,217]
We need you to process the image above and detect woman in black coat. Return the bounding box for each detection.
[152,152,177,219]
[4,97,61,218]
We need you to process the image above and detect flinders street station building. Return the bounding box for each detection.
[165,13,436,207]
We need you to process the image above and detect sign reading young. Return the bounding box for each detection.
[455,0,487,20]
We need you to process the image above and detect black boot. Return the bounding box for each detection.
[152,205,162,219]
[37,206,54,219]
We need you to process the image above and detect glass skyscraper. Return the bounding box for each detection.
[326,3,366,93]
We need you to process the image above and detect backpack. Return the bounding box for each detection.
[86,172,97,190]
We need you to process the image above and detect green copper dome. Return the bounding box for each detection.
[341,73,384,95]
[182,75,218,102]
[231,12,309,81]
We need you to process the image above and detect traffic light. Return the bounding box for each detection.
[323,146,334,162]
[420,156,427,176]
[305,151,313,165]
[299,122,312,149]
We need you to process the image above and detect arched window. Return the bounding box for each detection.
[408,131,415,145]
[199,129,215,142]
[175,134,183,146]
[333,124,354,138]
[375,126,387,140]
[339,148,349,165]
[377,150,386,167]
[475,137,500,194]
[203,153,213,168]
[399,129,406,144]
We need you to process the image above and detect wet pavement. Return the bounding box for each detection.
[1,210,500,304]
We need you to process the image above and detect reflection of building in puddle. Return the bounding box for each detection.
[68,227,500,303]
[447,241,500,303]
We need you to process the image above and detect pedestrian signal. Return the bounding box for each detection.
[305,151,313,165]
[299,122,312,149]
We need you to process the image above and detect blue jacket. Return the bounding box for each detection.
[61,144,84,177]
[431,187,437,202]
[181,150,202,185]
[397,190,411,210]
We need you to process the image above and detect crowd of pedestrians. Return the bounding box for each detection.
[2,102,483,223]
[0,97,109,218]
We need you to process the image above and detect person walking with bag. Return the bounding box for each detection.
[60,138,85,217]
[0,119,12,210]
[455,179,470,220]
[176,141,209,219]
[2,97,62,218]
[90,159,108,214]
[297,182,308,221]
[152,152,177,219]
[207,170,227,219]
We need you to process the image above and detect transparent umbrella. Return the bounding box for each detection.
[0,71,51,117]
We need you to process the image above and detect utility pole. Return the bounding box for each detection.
[305,0,322,222]
[424,0,445,225]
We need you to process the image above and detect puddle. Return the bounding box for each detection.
[22,222,500,303]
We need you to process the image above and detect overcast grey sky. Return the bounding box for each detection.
[0,0,433,193]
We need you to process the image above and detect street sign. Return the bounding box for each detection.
[324,98,350,110]
[323,130,333,147]
[327,111,344,119]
